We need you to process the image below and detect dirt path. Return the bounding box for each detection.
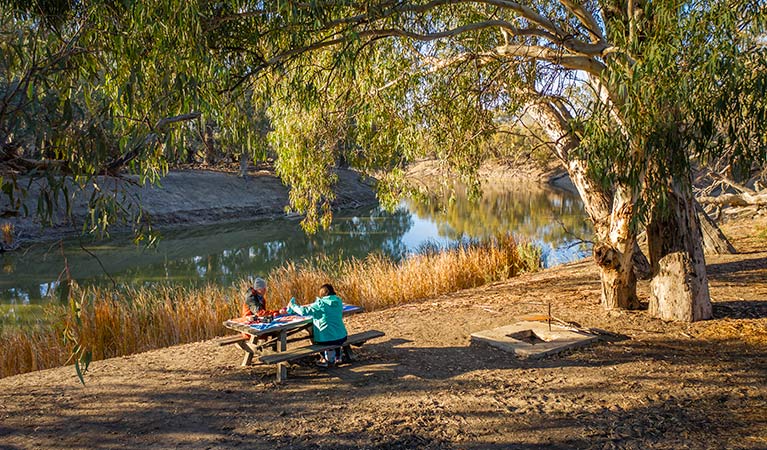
[1,221,765,449]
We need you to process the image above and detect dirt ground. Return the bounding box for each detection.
[0,216,765,449]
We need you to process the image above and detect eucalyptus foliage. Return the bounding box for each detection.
[212,0,767,230]
[0,0,266,236]
[3,0,766,234]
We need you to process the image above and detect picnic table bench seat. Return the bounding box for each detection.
[215,335,249,346]
[259,330,385,365]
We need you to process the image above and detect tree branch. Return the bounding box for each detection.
[106,112,202,173]
[154,112,201,131]
[697,192,767,207]
[218,0,604,81]
[495,44,606,75]
[560,0,605,42]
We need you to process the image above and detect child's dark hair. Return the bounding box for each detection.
[319,283,336,297]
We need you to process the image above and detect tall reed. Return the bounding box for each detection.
[0,234,540,378]
[269,234,540,310]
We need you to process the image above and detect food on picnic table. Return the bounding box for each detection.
[252,309,291,322]
[256,309,281,317]
[240,308,292,323]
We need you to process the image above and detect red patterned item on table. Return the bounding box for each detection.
[272,314,305,323]
[229,316,255,325]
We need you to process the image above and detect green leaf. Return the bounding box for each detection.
[74,360,86,386]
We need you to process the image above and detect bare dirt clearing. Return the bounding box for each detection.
[0,218,765,450]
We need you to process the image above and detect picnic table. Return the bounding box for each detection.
[221,304,375,382]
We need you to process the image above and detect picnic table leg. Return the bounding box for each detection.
[238,336,257,366]
[276,330,288,382]
[342,345,354,362]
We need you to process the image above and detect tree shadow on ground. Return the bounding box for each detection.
[707,255,767,276]
[1,332,764,450]
[712,301,767,319]
[324,333,766,383]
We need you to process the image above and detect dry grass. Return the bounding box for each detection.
[0,285,241,378]
[269,234,540,310]
[1,222,13,246]
[0,234,539,378]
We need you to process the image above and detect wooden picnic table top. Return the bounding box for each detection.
[223,304,363,337]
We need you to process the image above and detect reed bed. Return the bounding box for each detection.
[269,234,541,310]
[0,234,540,378]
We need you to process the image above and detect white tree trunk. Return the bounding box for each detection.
[592,185,641,309]
[649,252,711,321]
[529,100,640,310]
[647,181,712,322]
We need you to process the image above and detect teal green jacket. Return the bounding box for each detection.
[287,294,348,343]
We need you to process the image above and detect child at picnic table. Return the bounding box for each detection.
[242,277,267,317]
[286,283,348,367]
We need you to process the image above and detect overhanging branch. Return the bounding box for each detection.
[496,44,606,75]
[220,0,609,90]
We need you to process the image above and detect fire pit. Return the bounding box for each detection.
[471,320,600,359]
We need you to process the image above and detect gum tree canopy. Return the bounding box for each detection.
[3,1,766,321]
[0,0,267,238]
[223,0,766,321]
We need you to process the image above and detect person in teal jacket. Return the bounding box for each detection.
[287,283,348,366]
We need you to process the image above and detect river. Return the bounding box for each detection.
[0,182,591,324]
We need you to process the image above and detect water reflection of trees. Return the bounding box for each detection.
[0,205,413,304]
[0,184,591,306]
[406,183,592,245]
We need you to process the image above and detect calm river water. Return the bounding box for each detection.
[0,183,591,321]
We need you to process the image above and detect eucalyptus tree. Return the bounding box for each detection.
[3,1,766,323]
[216,0,766,321]
[0,1,266,236]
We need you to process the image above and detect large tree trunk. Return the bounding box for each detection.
[646,180,712,322]
[592,185,642,309]
[530,100,640,310]
[567,163,641,308]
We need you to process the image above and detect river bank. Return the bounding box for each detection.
[2,166,378,247]
[0,216,765,449]
[403,158,577,193]
[3,158,582,249]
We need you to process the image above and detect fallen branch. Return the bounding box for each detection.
[697,192,767,207]
[708,172,756,195]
